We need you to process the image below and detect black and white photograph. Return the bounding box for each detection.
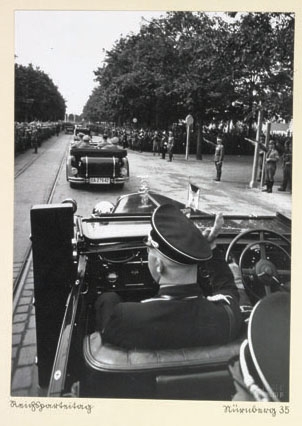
[2,0,302,423]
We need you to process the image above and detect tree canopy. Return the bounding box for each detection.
[15,63,66,122]
[83,12,294,133]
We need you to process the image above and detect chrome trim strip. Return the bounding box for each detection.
[247,300,278,401]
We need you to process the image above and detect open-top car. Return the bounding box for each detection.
[30,189,291,400]
[73,126,91,140]
[66,135,129,188]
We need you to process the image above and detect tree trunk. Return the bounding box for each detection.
[155,98,160,128]
[247,119,252,137]
[196,117,203,160]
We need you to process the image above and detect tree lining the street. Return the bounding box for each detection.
[15,63,66,122]
[228,13,294,126]
[83,12,294,155]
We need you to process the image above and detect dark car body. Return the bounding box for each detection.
[30,191,291,399]
[64,122,75,135]
[66,136,129,187]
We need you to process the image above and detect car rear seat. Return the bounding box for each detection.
[84,331,242,373]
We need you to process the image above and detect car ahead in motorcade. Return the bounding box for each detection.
[66,135,129,188]
[30,187,291,400]
[64,122,75,135]
[73,126,91,141]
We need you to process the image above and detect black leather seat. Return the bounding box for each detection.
[84,331,242,373]
[83,332,243,399]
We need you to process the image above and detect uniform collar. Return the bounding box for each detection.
[158,283,202,298]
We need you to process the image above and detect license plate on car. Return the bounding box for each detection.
[89,177,110,184]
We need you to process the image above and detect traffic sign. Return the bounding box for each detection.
[185,115,194,126]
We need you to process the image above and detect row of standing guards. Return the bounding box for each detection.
[14,122,61,154]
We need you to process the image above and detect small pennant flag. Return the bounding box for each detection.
[186,181,200,210]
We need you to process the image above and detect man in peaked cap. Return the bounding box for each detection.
[213,136,225,181]
[95,204,242,350]
[229,292,290,402]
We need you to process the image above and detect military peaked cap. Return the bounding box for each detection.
[150,204,212,264]
[244,292,290,401]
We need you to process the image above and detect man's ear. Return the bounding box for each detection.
[156,258,164,274]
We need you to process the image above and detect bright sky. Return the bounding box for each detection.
[15,11,167,115]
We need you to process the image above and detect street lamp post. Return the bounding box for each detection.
[260,122,271,188]
[185,114,194,160]
[249,102,263,188]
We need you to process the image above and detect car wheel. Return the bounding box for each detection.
[69,182,77,189]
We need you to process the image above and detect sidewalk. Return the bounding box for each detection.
[128,151,292,218]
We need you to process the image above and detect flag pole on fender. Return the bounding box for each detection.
[186,179,200,211]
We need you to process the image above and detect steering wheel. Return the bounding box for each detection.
[226,229,291,300]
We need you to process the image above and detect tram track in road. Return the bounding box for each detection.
[13,146,68,313]
[14,150,47,179]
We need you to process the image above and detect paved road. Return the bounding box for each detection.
[52,149,291,218]
[11,135,291,396]
[13,140,292,273]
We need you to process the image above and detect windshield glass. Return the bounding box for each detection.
[113,193,159,214]
[112,182,190,215]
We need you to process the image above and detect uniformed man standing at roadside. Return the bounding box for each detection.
[152,130,160,156]
[161,131,168,159]
[137,129,143,152]
[121,130,128,148]
[167,130,175,162]
[214,136,225,181]
[19,124,27,152]
[262,140,279,193]
[25,125,32,151]
[278,140,292,192]
[31,125,38,154]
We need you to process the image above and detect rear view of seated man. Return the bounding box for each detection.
[74,134,91,148]
[95,204,243,350]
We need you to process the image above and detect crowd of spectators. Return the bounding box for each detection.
[104,127,182,155]
[93,124,292,156]
[95,124,292,192]
[14,121,62,153]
